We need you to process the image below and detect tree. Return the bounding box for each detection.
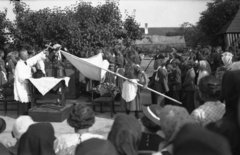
[198,0,240,46]
[165,22,204,47]
[122,12,143,47]
[9,1,143,57]
[0,9,12,50]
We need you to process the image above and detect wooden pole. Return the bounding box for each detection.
[60,50,182,104]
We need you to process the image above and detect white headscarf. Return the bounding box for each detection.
[222,52,233,67]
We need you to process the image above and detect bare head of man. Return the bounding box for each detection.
[19,49,29,61]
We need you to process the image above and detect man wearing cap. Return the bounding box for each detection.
[166,59,181,106]
[182,60,196,113]
[150,54,169,106]
[14,48,48,114]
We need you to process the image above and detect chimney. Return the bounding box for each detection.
[145,23,148,35]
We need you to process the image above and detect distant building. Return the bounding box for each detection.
[218,9,240,48]
[135,23,186,48]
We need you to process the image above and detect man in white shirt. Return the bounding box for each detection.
[14,49,47,114]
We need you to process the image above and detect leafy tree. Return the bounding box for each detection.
[198,0,240,46]
[122,12,143,47]
[0,9,12,50]
[165,22,204,47]
[9,1,142,57]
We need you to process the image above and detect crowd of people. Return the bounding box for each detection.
[0,43,239,155]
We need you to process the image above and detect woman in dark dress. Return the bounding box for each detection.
[121,50,148,119]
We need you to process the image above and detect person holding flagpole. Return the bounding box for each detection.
[121,49,148,119]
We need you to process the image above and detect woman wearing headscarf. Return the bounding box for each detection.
[108,114,142,155]
[121,49,148,118]
[215,52,233,82]
[18,122,56,155]
[75,138,118,155]
[196,60,211,86]
[194,60,212,108]
[54,104,103,155]
[138,105,164,151]
[157,105,196,155]
[172,124,232,155]
[207,70,240,155]
[191,75,225,127]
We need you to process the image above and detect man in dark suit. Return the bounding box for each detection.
[182,60,196,113]
[166,59,181,106]
[150,54,169,107]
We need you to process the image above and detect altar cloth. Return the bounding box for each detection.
[28,77,70,96]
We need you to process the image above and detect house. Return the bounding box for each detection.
[135,23,186,48]
[218,9,240,47]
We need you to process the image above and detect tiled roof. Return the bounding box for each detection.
[135,35,185,45]
[219,9,240,34]
[140,27,180,36]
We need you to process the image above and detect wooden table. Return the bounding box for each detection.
[28,79,66,110]
[27,78,73,122]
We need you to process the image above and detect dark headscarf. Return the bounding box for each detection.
[221,70,240,118]
[206,70,240,155]
[173,124,232,155]
[0,143,10,155]
[108,114,142,155]
[18,123,56,155]
[75,138,118,155]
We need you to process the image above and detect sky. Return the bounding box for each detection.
[0,0,213,27]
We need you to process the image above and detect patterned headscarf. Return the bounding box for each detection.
[159,105,195,143]
[222,52,233,67]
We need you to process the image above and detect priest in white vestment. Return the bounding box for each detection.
[14,49,47,103]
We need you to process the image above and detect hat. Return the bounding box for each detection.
[199,75,221,95]
[75,138,118,155]
[142,105,161,126]
[12,116,34,139]
[53,44,62,49]
[0,118,6,134]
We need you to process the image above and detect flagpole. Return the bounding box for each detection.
[60,50,182,105]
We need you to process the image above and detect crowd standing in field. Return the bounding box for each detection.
[0,44,240,155]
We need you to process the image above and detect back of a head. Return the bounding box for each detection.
[12,116,34,140]
[108,114,142,155]
[67,103,95,130]
[75,138,118,155]
[18,123,55,155]
[173,124,232,155]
